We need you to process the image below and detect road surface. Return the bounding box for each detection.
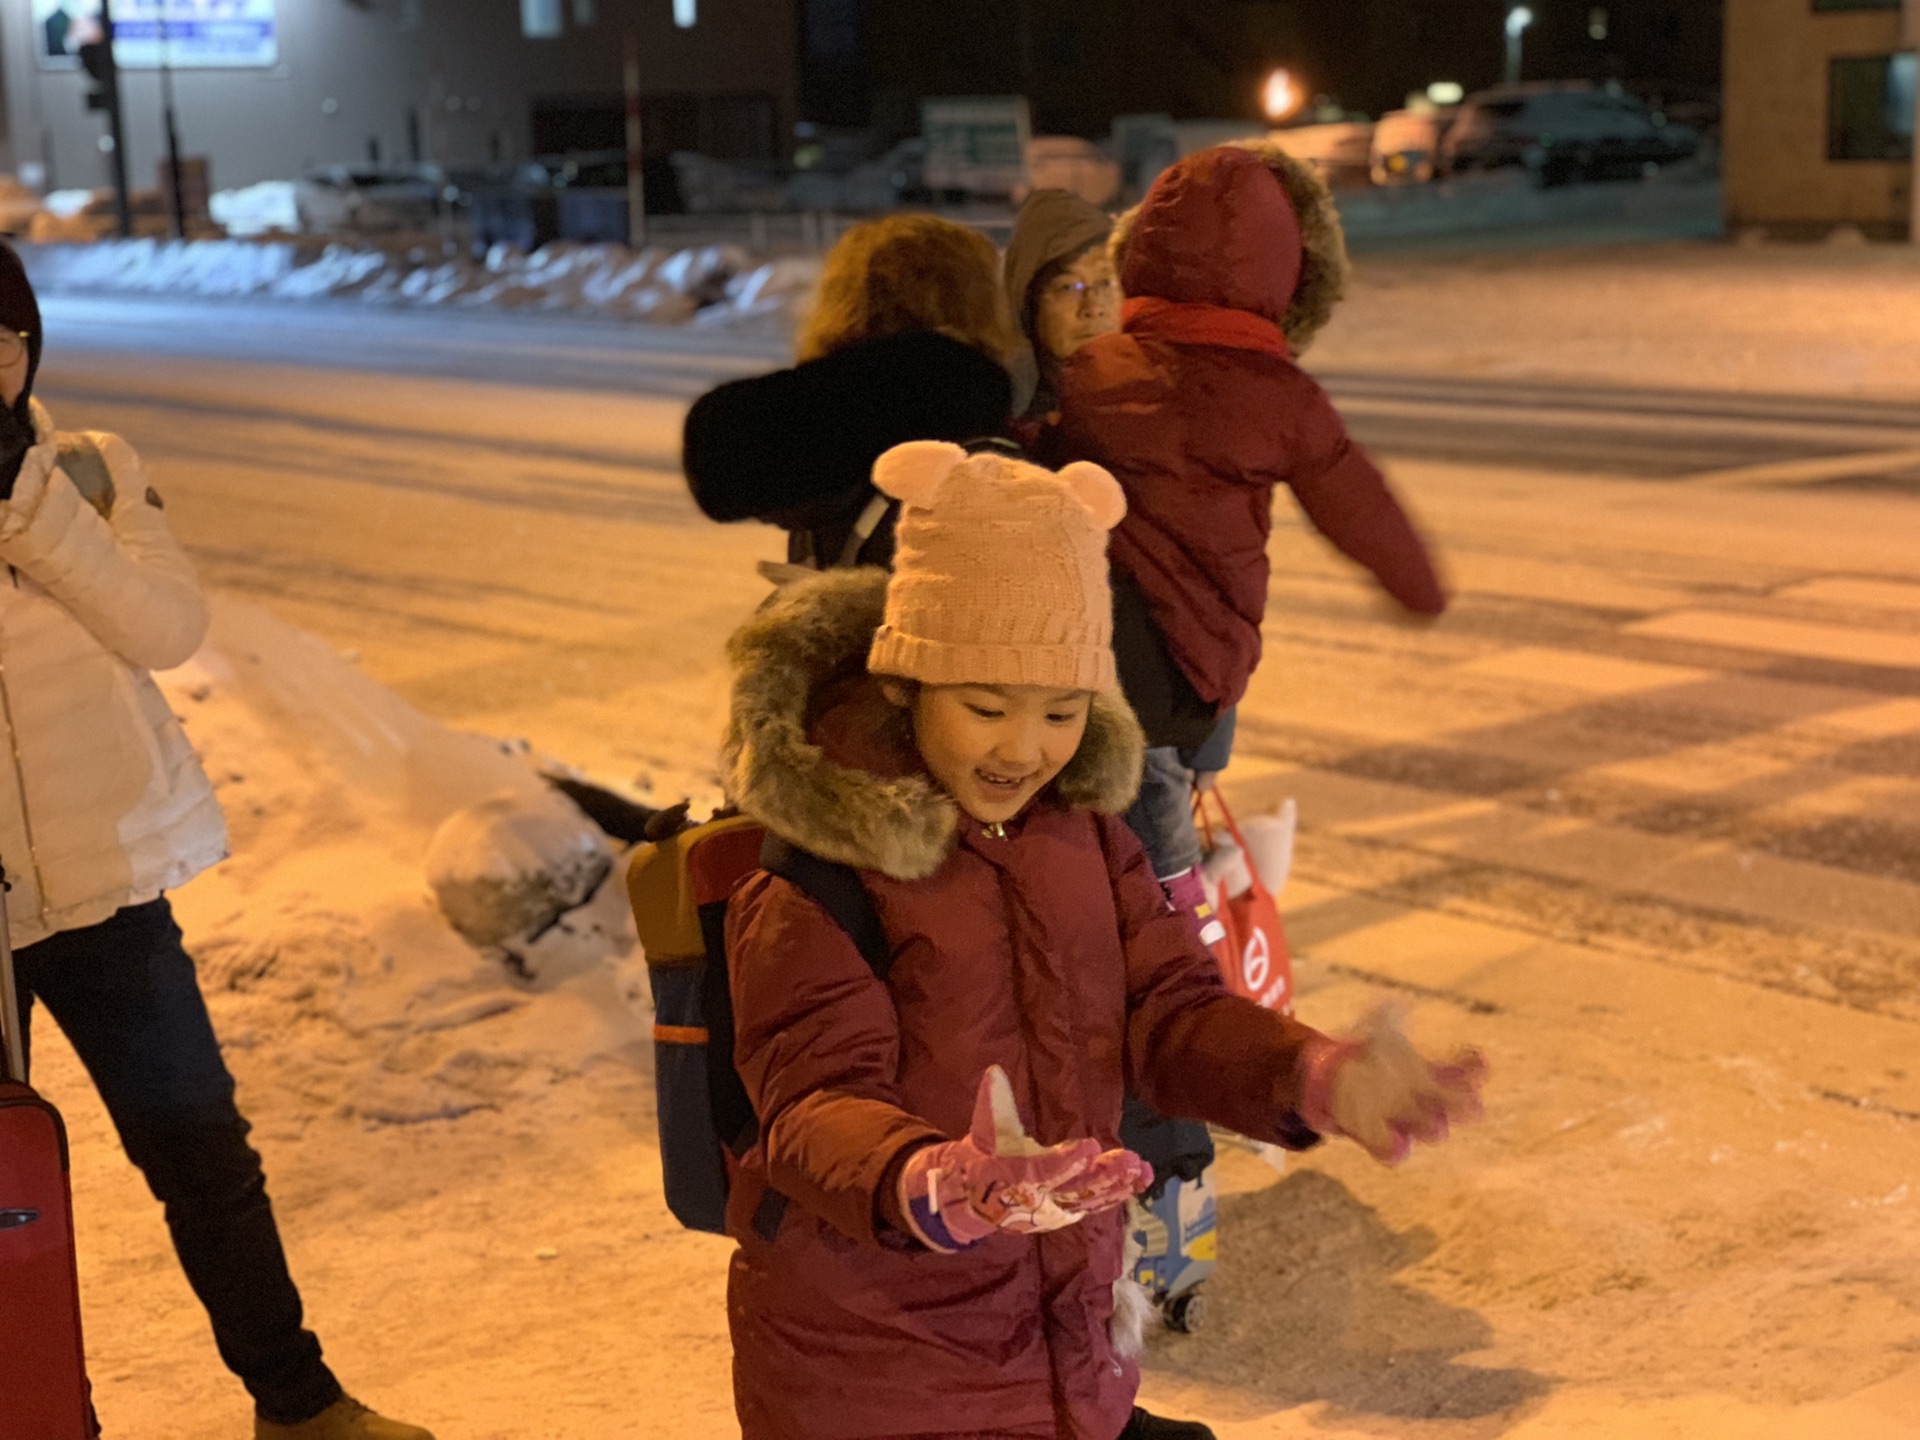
[29,294,1920,1439]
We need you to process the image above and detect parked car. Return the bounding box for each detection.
[1439,83,1699,185]
[294,163,449,233]
[786,137,928,212]
[1370,106,1458,186]
[468,151,689,252]
[1017,137,1121,207]
[1265,120,1376,189]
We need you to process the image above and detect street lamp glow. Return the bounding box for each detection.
[1428,81,1465,106]
[1504,6,1535,84]
[1262,69,1301,123]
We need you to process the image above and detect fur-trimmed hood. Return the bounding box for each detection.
[1111,143,1350,354]
[723,568,1145,881]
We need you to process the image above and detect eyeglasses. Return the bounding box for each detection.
[1044,276,1118,308]
[0,331,30,361]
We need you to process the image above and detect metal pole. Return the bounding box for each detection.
[160,11,187,239]
[98,0,133,238]
[623,29,647,249]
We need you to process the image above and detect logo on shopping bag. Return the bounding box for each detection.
[0,1208,41,1231]
[1243,928,1270,994]
[1244,926,1291,1011]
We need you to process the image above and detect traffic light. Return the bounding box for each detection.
[75,15,132,240]
[77,36,118,116]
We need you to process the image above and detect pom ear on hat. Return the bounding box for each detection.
[873,440,968,509]
[1058,461,1126,531]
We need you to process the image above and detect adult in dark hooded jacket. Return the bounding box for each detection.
[682,214,1016,570]
[1042,146,1447,746]
[1003,189,1119,438]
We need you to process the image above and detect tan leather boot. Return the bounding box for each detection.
[254,1397,435,1440]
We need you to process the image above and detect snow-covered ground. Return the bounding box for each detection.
[20,236,820,332]
[23,242,1920,1438]
[1313,240,1920,402]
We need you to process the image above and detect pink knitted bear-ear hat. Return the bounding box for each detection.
[866,441,1126,694]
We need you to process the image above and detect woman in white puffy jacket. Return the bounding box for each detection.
[0,244,433,1440]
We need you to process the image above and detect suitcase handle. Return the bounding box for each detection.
[0,858,24,1085]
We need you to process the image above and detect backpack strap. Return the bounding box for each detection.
[759,834,891,980]
[834,492,895,569]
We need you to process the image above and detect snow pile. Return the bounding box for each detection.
[425,790,614,967]
[20,236,822,329]
[162,597,649,1131]
[209,180,301,237]
[43,188,100,218]
[35,236,300,297]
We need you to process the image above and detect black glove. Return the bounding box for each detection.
[0,403,34,503]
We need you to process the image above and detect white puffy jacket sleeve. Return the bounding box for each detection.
[0,432,209,671]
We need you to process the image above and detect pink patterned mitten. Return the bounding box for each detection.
[1297,1006,1486,1164]
[897,1067,1153,1253]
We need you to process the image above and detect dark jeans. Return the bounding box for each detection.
[1123,747,1203,881]
[11,898,342,1426]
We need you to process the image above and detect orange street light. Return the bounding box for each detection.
[1262,68,1302,123]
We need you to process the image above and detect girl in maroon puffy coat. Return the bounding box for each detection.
[1041,144,1448,921]
[718,440,1482,1440]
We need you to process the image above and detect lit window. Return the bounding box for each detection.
[1829,53,1916,160]
[675,0,697,27]
[521,0,562,38]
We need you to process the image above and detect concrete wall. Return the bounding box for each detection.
[0,0,797,194]
[1724,0,1911,237]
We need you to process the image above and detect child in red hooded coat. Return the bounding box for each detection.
[717,441,1482,1440]
[1041,144,1447,915]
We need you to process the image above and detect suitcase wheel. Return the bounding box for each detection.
[1165,1288,1206,1334]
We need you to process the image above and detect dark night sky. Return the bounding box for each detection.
[805,0,1723,135]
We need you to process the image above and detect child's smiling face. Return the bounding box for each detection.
[889,681,1093,825]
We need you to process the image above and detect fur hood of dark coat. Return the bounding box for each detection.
[682,331,1013,536]
[723,567,1145,881]
[1111,143,1350,354]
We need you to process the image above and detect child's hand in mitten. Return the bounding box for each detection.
[897,1066,1153,1252]
[1297,1006,1485,1164]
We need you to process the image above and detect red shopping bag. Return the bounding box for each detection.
[1195,792,1294,1016]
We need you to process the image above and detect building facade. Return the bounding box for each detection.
[0,0,797,196]
[1725,0,1917,238]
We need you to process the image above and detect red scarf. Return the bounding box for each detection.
[1121,296,1291,360]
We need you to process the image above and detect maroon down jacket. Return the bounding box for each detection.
[1047,146,1447,712]
[719,569,1323,1439]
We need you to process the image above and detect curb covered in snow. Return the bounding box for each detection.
[18,236,824,328]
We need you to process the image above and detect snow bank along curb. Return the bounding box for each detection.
[163,597,649,1132]
[19,236,824,328]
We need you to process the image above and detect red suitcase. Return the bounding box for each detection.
[0,861,96,1440]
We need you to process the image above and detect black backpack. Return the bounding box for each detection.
[628,817,889,1235]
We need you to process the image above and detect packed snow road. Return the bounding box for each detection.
[41,292,1920,480]
[26,269,1920,1439]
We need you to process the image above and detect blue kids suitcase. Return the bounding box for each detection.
[1127,1166,1218,1334]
